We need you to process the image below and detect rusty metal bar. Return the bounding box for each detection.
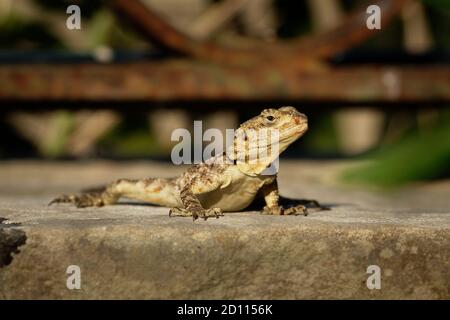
[0,62,449,105]
[110,0,407,65]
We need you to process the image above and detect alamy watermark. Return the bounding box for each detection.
[366,265,381,290]
[66,5,81,30]
[366,5,381,30]
[66,265,81,290]
[171,121,280,175]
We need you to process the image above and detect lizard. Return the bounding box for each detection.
[49,106,324,220]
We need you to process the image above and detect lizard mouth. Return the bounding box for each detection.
[295,115,308,135]
[279,123,308,143]
[298,123,308,135]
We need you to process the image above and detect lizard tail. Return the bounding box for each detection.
[83,178,181,207]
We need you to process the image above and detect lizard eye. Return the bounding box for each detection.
[266,116,275,121]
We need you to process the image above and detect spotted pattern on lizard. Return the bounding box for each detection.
[49,107,324,220]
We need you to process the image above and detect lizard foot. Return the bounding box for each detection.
[284,204,308,216]
[262,205,308,216]
[279,197,330,211]
[48,193,105,208]
[169,207,223,221]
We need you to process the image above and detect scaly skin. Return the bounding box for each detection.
[49,106,325,220]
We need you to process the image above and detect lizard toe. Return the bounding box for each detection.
[200,208,223,220]
[169,207,198,219]
[48,194,77,206]
[284,205,308,216]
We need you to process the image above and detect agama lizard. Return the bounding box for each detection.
[49,106,324,220]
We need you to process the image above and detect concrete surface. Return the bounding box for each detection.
[0,160,449,299]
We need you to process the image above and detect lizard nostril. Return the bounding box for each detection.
[295,114,307,125]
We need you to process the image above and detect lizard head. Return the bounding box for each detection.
[228,106,308,176]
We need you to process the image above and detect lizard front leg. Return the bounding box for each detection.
[260,179,308,216]
[169,175,224,221]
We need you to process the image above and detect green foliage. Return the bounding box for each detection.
[99,117,161,157]
[87,9,148,49]
[0,14,62,49]
[422,0,450,10]
[342,114,450,187]
[87,9,117,48]
[41,111,75,158]
[100,130,161,157]
[302,114,340,154]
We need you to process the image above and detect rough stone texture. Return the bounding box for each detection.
[0,160,449,299]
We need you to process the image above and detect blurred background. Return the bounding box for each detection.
[0,0,449,188]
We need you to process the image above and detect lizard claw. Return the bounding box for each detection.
[208,207,224,220]
[48,194,75,206]
[169,207,223,221]
[262,205,308,216]
[284,205,308,216]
